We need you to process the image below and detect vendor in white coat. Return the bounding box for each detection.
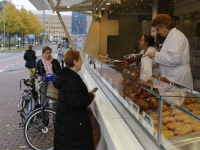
[144,14,193,90]
[139,34,160,77]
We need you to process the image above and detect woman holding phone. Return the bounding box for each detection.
[53,50,96,150]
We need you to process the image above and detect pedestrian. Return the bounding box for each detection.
[53,50,96,150]
[144,14,193,89]
[35,46,61,109]
[23,45,37,78]
[57,44,64,68]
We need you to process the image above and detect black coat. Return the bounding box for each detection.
[35,59,61,77]
[53,67,94,150]
[23,50,37,68]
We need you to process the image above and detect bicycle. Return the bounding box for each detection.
[23,80,56,150]
[17,79,34,127]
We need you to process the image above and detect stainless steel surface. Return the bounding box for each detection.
[124,53,142,60]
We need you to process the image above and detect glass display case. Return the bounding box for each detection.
[84,52,200,150]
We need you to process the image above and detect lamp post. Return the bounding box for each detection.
[3,5,5,51]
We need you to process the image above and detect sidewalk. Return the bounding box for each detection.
[0,67,32,150]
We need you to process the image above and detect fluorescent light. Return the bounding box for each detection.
[106,3,110,5]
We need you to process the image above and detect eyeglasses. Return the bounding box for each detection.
[155,27,160,32]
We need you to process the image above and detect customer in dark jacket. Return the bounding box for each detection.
[35,46,61,108]
[24,45,37,78]
[53,50,96,150]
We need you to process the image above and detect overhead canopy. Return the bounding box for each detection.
[29,0,121,12]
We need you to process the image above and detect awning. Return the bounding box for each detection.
[29,0,121,11]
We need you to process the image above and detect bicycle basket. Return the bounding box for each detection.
[46,82,58,101]
[39,82,48,95]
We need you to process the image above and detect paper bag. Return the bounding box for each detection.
[140,57,152,82]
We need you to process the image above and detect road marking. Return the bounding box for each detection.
[11,64,14,66]
[0,70,4,72]
[5,66,8,68]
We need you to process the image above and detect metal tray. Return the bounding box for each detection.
[124,53,143,63]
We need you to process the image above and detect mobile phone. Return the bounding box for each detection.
[92,87,98,93]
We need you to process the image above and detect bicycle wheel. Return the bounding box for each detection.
[24,108,56,150]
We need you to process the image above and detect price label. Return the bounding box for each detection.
[129,101,140,120]
[125,97,131,108]
[142,111,154,135]
[109,78,112,87]
[114,82,119,92]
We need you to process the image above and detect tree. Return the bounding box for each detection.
[4,2,22,49]
[19,7,30,47]
[27,10,42,46]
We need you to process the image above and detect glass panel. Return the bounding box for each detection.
[84,52,200,150]
[161,107,200,150]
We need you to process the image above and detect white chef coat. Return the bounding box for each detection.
[155,28,193,90]
[140,46,160,77]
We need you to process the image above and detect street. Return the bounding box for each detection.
[0,45,57,150]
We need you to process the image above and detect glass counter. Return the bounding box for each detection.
[84,52,200,150]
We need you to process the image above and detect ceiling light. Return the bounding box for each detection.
[174,1,176,2]
[135,3,137,5]
[101,8,105,10]
[106,3,111,5]
[126,9,128,10]
[123,11,125,12]
[67,6,70,8]
[150,4,152,5]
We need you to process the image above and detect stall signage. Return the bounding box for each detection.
[142,111,154,135]
[113,82,119,97]
[125,97,131,108]
[109,78,112,87]
[130,101,140,120]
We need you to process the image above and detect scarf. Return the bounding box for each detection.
[42,58,53,74]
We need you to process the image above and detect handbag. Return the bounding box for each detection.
[46,81,58,101]
[88,107,101,150]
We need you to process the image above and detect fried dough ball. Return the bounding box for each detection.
[135,99,150,109]
[162,111,171,117]
[162,130,174,138]
[183,118,198,124]
[192,110,200,115]
[154,125,168,131]
[191,122,200,132]
[129,93,138,102]
[174,114,190,122]
[166,122,184,131]
[138,94,146,99]
[148,97,158,108]
[149,114,158,120]
[162,117,176,125]
[187,103,200,111]
[171,109,184,116]
[174,124,192,135]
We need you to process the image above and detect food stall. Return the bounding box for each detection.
[82,51,200,150]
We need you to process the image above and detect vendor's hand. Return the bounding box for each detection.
[37,76,42,82]
[143,51,157,58]
[92,92,96,100]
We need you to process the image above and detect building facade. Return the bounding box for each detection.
[34,13,72,42]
